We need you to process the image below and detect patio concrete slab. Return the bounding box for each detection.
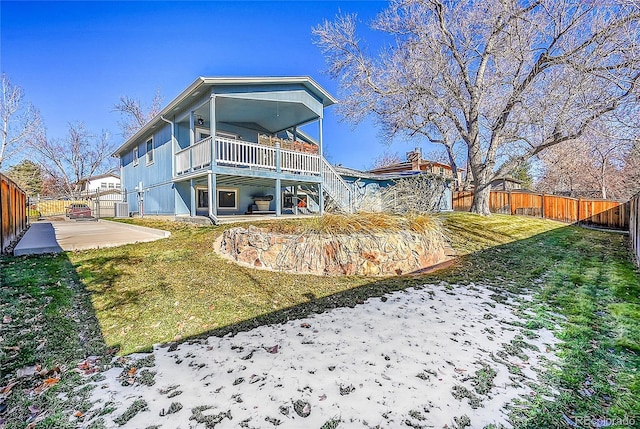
[13,219,170,256]
[12,222,63,256]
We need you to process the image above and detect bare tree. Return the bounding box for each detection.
[622,140,640,198]
[369,150,403,169]
[113,90,163,139]
[28,122,117,197]
[536,117,639,200]
[0,74,42,170]
[351,174,449,213]
[314,0,640,214]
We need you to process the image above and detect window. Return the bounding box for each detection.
[217,188,238,210]
[196,128,211,142]
[133,147,139,166]
[439,167,444,176]
[197,189,209,209]
[101,182,107,189]
[108,183,115,189]
[116,183,121,189]
[146,138,154,164]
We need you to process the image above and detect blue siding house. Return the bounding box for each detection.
[114,77,352,223]
[114,76,452,222]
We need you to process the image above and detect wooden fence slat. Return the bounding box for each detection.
[629,193,639,267]
[453,190,629,230]
[1,173,28,253]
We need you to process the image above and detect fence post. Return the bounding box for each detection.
[508,190,512,215]
[541,193,545,219]
[577,197,581,224]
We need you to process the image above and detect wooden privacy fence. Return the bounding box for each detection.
[453,190,630,230]
[1,173,27,253]
[630,192,640,267]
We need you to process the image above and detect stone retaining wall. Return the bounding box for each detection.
[216,225,450,276]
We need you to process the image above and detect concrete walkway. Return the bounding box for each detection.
[13,219,170,256]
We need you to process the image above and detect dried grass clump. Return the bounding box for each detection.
[259,212,442,237]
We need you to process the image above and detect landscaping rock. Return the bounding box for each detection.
[216,227,449,276]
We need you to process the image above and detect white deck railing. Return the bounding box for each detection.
[175,137,353,213]
[175,137,321,177]
[281,148,321,175]
[216,138,277,169]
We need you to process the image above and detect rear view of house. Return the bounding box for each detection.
[114,76,351,222]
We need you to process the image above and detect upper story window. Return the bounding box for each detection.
[146,138,154,164]
[101,182,107,189]
[133,146,139,166]
[196,127,211,142]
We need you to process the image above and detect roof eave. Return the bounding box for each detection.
[112,76,336,157]
[112,77,207,157]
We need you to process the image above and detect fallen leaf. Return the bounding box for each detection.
[318,394,327,401]
[43,377,59,386]
[0,382,17,395]
[74,411,83,418]
[16,366,39,378]
[264,345,279,354]
[39,366,61,377]
[2,316,11,324]
[33,377,59,394]
[127,367,137,377]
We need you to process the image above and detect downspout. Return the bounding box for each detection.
[208,93,219,226]
[160,116,175,177]
[160,115,180,219]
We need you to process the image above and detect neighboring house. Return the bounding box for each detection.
[489,177,523,191]
[114,77,351,222]
[75,173,121,195]
[334,165,453,212]
[369,147,465,187]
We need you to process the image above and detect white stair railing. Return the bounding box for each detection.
[321,158,353,213]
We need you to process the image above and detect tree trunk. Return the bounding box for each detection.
[600,162,607,199]
[444,144,459,189]
[471,185,492,215]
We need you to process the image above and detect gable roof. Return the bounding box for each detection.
[77,173,120,183]
[114,76,336,156]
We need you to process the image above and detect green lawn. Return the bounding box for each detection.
[1,212,638,428]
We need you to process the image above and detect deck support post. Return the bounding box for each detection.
[208,172,217,218]
[275,178,281,217]
[190,178,196,217]
[189,111,195,171]
[318,117,324,215]
[209,93,216,168]
[318,182,324,215]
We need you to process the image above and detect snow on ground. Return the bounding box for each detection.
[84,283,559,429]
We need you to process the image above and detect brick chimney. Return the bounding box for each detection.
[406,147,422,171]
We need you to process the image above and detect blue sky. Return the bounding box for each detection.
[1,0,436,170]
